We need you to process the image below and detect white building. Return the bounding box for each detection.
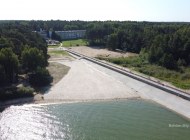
[55,30,86,40]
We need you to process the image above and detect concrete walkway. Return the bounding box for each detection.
[82,59,190,119]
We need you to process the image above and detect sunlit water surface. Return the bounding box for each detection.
[0,100,189,140]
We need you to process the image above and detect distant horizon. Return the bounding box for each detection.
[0,19,190,23]
[1,0,190,22]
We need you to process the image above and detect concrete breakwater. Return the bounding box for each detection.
[66,49,190,119]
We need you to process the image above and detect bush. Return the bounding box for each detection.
[17,86,34,95]
[0,86,34,101]
[29,67,52,87]
[180,73,190,80]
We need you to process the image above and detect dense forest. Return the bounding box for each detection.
[10,20,189,70]
[0,22,51,101]
[85,22,190,70]
[0,20,190,92]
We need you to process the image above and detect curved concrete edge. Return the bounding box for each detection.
[66,49,190,102]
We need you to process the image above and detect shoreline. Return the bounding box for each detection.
[0,96,141,111]
[1,49,190,122]
[0,96,141,108]
[1,96,190,121]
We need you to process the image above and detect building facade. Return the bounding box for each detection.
[55,30,86,40]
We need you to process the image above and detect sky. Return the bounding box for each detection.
[1,0,190,22]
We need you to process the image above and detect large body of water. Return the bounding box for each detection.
[0,100,189,140]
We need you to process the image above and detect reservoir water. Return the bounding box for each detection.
[0,99,189,140]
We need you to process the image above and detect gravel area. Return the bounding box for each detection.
[44,59,139,101]
[69,46,190,94]
[69,46,137,58]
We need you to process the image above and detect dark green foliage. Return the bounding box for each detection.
[0,64,6,86]
[84,21,190,70]
[21,47,46,72]
[0,37,13,49]
[0,86,34,101]
[0,22,50,101]
[160,54,177,69]
[0,87,17,101]
[2,20,189,71]
[0,48,19,84]
[0,23,48,60]
[29,67,52,87]
[145,31,190,70]
[27,20,88,31]
[107,34,118,50]
[86,22,114,46]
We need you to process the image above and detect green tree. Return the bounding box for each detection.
[0,37,13,49]
[107,34,118,50]
[29,67,52,86]
[21,47,46,72]
[0,48,19,83]
[160,54,177,69]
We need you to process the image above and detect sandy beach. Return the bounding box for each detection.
[44,59,139,101]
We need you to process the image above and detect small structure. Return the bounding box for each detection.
[46,39,60,46]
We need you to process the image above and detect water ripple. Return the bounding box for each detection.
[0,105,69,140]
[0,100,189,140]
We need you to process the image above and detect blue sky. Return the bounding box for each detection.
[1,0,190,21]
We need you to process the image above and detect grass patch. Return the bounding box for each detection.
[97,56,190,90]
[35,62,70,93]
[62,39,88,47]
[48,45,60,48]
[47,62,70,85]
[48,50,69,56]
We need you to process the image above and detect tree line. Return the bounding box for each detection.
[0,22,50,87]
[85,21,190,70]
[1,20,190,71]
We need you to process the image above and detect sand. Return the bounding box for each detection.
[69,46,137,58]
[44,59,139,101]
